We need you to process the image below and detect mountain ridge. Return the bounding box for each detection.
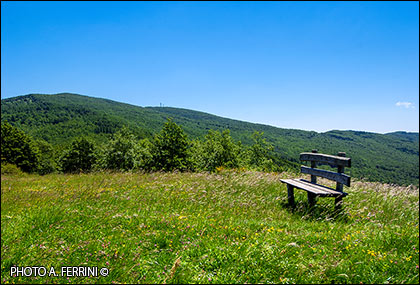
[1,93,419,186]
[4,93,417,135]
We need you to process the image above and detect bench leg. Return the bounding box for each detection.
[307,192,316,208]
[335,196,343,211]
[287,185,295,208]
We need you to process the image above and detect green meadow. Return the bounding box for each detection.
[1,170,419,284]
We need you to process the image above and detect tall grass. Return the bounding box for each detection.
[1,170,418,284]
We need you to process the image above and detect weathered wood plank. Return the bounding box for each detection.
[300,152,351,167]
[280,179,347,197]
[301,166,351,186]
[281,179,327,195]
[297,179,348,196]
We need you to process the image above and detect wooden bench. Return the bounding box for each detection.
[280,150,351,210]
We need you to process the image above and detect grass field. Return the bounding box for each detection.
[1,170,419,284]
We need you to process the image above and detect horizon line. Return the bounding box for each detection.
[1,92,419,135]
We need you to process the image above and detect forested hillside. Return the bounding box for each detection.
[1,93,418,186]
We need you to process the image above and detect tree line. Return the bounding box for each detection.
[1,119,297,175]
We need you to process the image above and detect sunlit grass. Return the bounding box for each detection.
[1,170,419,284]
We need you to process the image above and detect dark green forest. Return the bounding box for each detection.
[1,93,418,186]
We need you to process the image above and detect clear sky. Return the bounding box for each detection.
[1,1,419,133]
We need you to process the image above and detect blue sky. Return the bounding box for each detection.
[1,1,419,133]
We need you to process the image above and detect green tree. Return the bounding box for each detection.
[136,138,153,171]
[104,126,138,171]
[196,129,241,171]
[60,137,97,173]
[187,139,205,171]
[151,119,189,171]
[34,139,57,175]
[249,131,276,171]
[1,121,39,172]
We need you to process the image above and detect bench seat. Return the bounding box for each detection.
[280,151,351,210]
[280,178,348,197]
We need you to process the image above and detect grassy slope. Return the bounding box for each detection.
[1,93,419,186]
[1,171,418,284]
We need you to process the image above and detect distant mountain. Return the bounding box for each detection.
[1,93,419,186]
[385,131,419,143]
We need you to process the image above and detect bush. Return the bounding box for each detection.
[1,121,39,173]
[135,138,153,170]
[60,137,97,173]
[248,131,277,171]
[35,139,57,175]
[192,129,241,171]
[104,127,138,171]
[1,163,24,175]
[249,132,273,166]
[150,119,189,171]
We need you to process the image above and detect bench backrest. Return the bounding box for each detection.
[300,150,351,191]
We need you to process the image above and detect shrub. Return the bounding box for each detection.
[35,139,57,175]
[151,119,189,171]
[194,129,241,171]
[1,121,39,173]
[248,131,277,171]
[60,137,97,173]
[1,162,24,175]
[104,126,138,171]
[135,138,153,170]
